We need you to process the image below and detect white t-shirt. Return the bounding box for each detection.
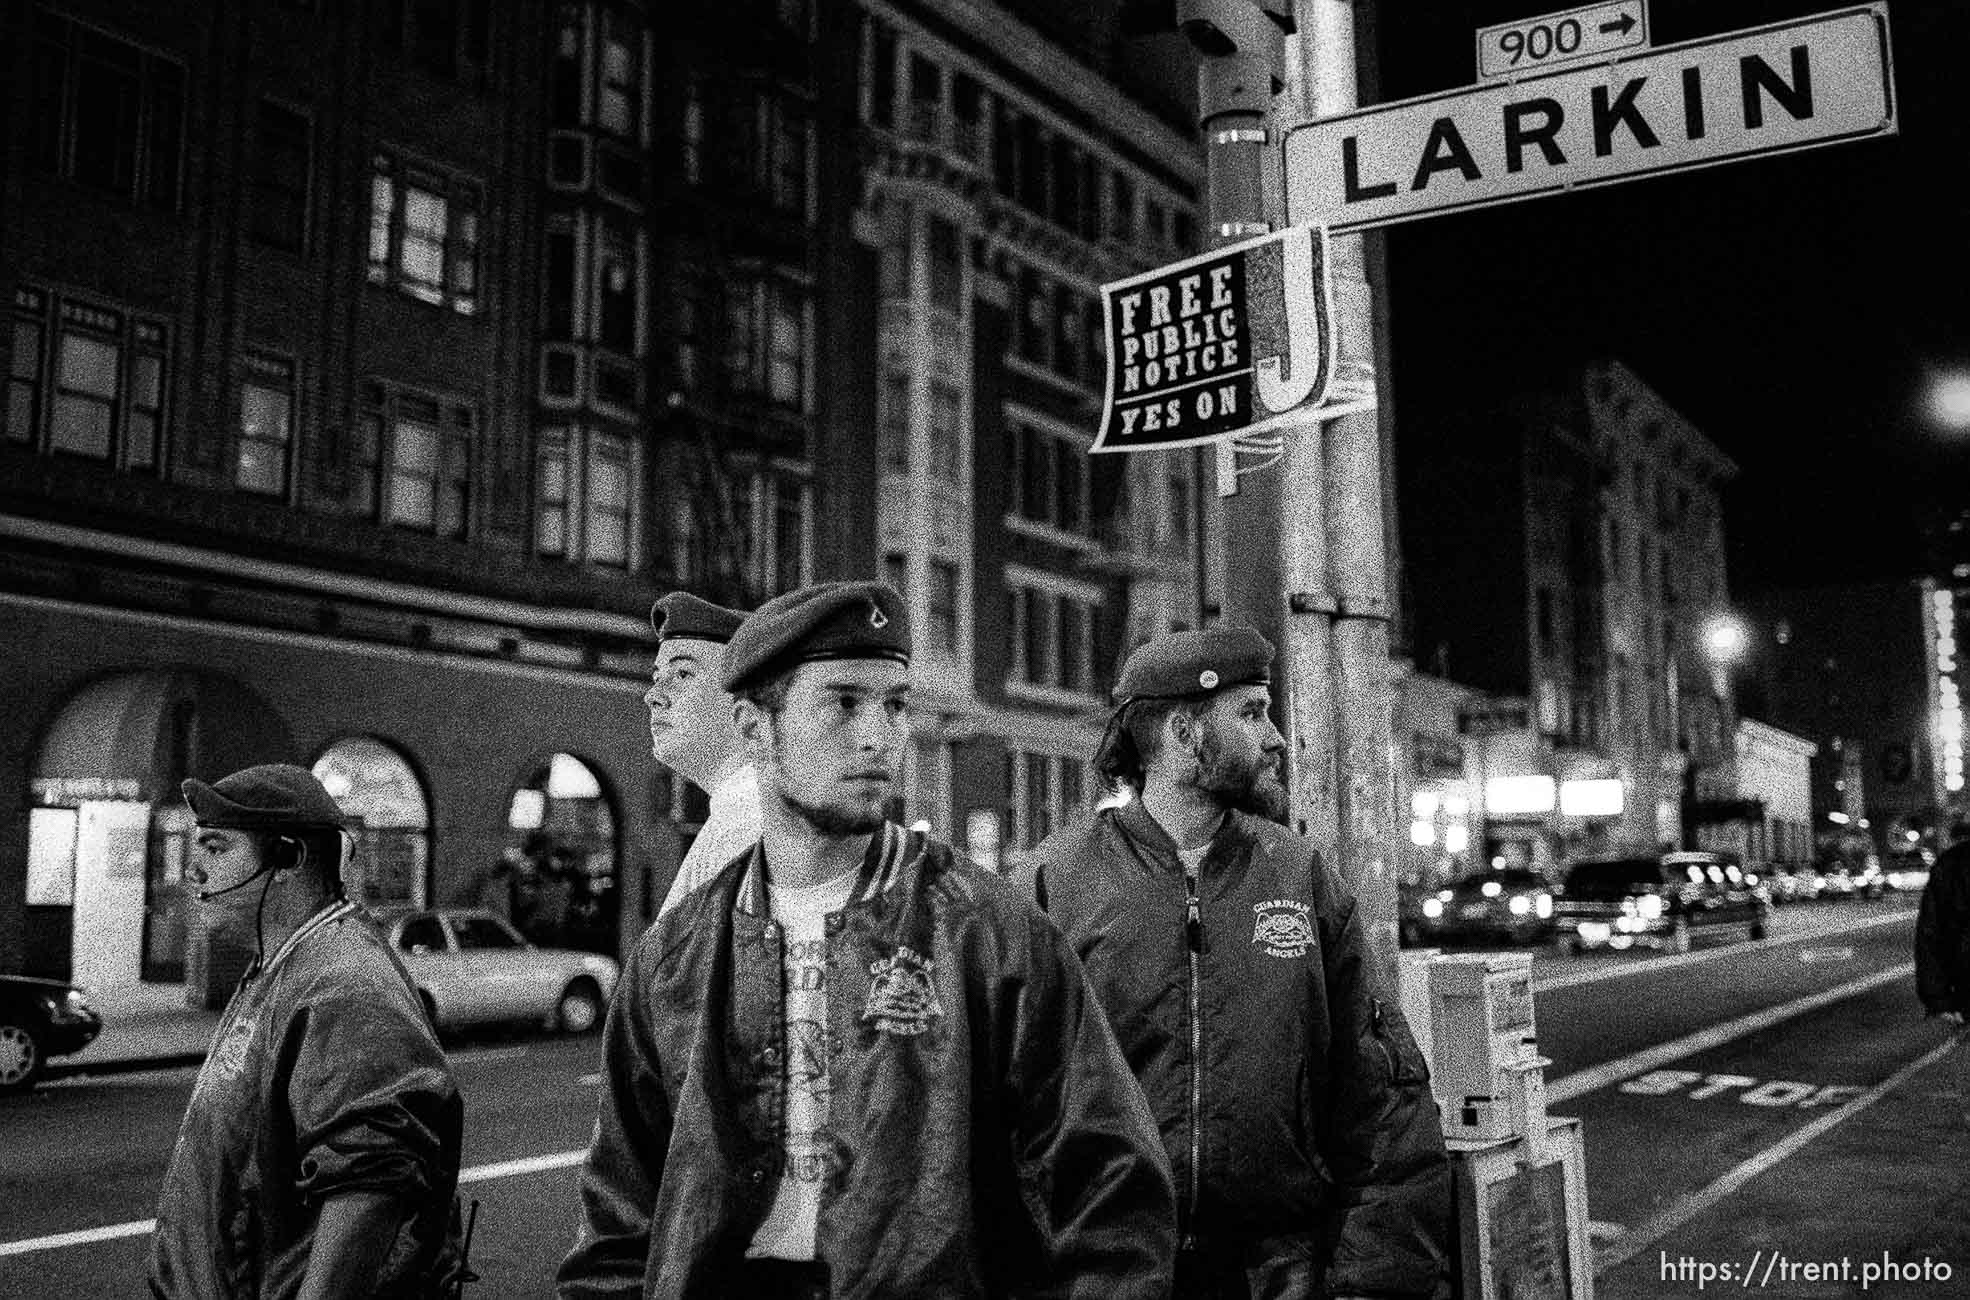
[1177,844,1211,879]
[658,763,760,917]
[745,868,858,1261]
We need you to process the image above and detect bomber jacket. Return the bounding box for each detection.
[148,902,464,1299]
[1917,842,1970,1015]
[557,821,1177,1299]
[1030,800,1450,1299]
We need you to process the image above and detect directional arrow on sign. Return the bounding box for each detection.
[1474,1,1651,82]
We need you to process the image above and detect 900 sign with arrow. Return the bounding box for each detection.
[1477,1,1650,80]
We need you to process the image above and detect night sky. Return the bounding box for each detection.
[1366,0,1968,594]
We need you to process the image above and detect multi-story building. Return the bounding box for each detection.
[848,0,1210,870]
[1,1,1212,1006]
[1741,577,1948,854]
[1400,360,1739,869]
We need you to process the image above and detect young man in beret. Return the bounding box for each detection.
[1028,627,1450,1300]
[643,590,760,918]
[149,764,464,1299]
[560,580,1176,1298]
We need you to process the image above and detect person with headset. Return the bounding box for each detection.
[149,764,468,1299]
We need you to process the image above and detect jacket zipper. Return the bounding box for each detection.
[1183,863,1203,1249]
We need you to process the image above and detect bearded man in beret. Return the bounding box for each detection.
[560,580,1175,1299]
[148,764,464,1299]
[1028,627,1450,1300]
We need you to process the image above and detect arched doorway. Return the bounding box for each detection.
[28,669,292,989]
[312,737,432,906]
[506,753,619,956]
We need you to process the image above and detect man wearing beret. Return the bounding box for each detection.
[149,764,464,1299]
[643,590,760,918]
[560,580,1176,1298]
[1028,627,1450,1300]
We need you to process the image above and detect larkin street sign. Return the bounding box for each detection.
[1092,225,1336,454]
[1285,5,1896,235]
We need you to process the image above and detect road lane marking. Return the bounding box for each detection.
[0,1221,154,1257]
[1533,910,1913,993]
[0,1148,591,1258]
[1547,963,1914,1102]
[458,1149,585,1184]
[1592,1035,1964,1274]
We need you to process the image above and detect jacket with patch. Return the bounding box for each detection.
[1029,801,1450,1299]
[557,821,1177,1299]
[147,903,465,1299]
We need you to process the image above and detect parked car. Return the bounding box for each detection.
[1884,857,1933,893]
[1765,864,1823,904]
[0,974,102,1093]
[371,906,620,1035]
[1409,869,1558,947]
[1819,860,1885,901]
[1557,851,1768,954]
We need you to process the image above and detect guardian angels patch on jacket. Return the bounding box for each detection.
[1252,899,1316,959]
[863,945,944,1035]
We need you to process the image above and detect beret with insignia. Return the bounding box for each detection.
[650,590,745,645]
[720,580,911,692]
[182,764,350,831]
[1113,626,1273,705]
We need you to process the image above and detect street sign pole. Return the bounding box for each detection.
[1288,0,1398,967]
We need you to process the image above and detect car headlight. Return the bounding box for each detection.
[1637,894,1663,920]
[1422,899,1444,919]
[1535,892,1553,919]
[41,990,92,1022]
[1508,894,1531,916]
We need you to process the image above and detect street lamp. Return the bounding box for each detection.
[1702,612,1749,668]
[1927,371,1970,434]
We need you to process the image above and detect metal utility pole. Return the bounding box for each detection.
[1291,0,1400,967]
[1172,0,1398,970]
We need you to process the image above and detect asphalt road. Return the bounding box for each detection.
[0,894,1940,1298]
[0,1032,602,1298]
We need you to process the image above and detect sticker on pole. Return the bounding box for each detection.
[1091,225,1336,454]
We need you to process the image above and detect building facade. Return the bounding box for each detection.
[2,1,1212,1001]
[848,0,1210,872]
[1400,360,1740,872]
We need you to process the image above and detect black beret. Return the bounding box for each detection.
[1113,627,1273,704]
[182,764,350,831]
[720,581,910,692]
[650,591,745,644]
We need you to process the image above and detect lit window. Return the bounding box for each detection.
[236,353,295,497]
[598,10,642,138]
[368,154,484,315]
[536,427,569,557]
[586,431,632,567]
[360,382,473,538]
[52,331,119,459]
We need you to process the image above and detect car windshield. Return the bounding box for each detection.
[1565,858,1663,896]
[452,915,525,950]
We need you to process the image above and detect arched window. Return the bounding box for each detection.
[313,737,432,906]
[506,753,619,955]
